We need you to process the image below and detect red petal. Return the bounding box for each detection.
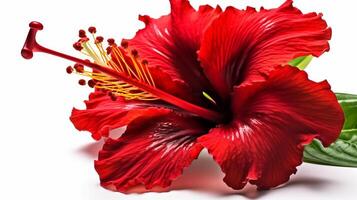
[199,0,331,99]
[128,0,221,105]
[198,66,344,190]
[170,0,222,53]
[70,91,172,140]
[94,111,208,191]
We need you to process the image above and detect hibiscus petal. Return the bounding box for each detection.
[94,111,209,191]
[170,0,222,55]
[198,66,344,190]
[70,91,174,140]
[199,0,332,99]
[128,0,221,105]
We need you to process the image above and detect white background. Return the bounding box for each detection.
[1,0,357,199]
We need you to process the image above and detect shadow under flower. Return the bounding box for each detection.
[76,141,335,199]
[121,150,268,199]
[282,175,334,191]
[169,150,267,199]
[76,127,126,159]
[77,140,104,159]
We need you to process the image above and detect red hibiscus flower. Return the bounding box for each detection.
[21,0,344,192]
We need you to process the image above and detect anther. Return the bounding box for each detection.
[78,79,86,86]
[74,63,84,73]
[106,46,112,55]
[80,37,89,43]
[87,79,96,88]
[95,36,104,44]
[141,60,148,65]
[107,38,115,46]
[73,42,83,51]
[83,59,91,66]
[131,49,138,57]
[66,66,73,74]
[111,95,117,101]
[121,39,128,48]
[79,29,86,38]
[88,26,97,34]
[108,92,117,101]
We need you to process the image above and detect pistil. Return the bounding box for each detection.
[21,21,223,122]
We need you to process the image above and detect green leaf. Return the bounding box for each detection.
[303,93,357,167]
[336,93,357,130]
[289,55,313,70]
